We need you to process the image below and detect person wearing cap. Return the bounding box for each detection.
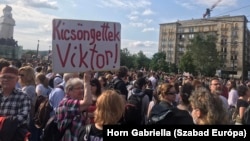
[0,66,31,139]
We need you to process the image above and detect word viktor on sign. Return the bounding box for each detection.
[52,19,121,73]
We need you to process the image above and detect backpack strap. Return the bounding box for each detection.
[113,78,123,88]
[83,124,92,141]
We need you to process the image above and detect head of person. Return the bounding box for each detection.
[237,85,250,97]
[189,87,229,125]
[18,66,36,87]
[209,77,222,95]
[98,76,107,88]
[35,73,49,88]
[63,73,79,82]
[65,78,84,100]
[133,77,147,90]
[157,82,177,104]
[226,79,236,91]
[0,67,18,91]
[94,90,125,125]
[115,66,128,79]
[192,79,202,90]
[105,74,113,83]
[180,82,194,106]
[0,58,10,72]
[90,78,102,97]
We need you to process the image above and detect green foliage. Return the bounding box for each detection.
[120,48,135,69]
[149,52,169,72]
[186,34,220,76]
[179,51,196,74]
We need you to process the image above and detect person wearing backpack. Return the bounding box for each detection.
[123,77,149,125]
[110,66,129,101]
[147,83,180,125]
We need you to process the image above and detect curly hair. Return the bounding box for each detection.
[189,87,229,125]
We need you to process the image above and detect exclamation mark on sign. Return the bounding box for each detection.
[113,44,118,68]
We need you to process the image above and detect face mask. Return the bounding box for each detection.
[193,117,198,124]
[190,110,198,124]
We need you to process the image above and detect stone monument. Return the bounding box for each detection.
[0,5,15,39]
[0,5,21,60]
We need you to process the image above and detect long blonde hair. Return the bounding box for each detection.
[94,90,125,125]
[18,66,36,87]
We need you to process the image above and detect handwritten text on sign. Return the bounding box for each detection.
[52,19,121,73]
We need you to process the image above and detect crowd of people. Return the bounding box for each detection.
[0,58,250,141]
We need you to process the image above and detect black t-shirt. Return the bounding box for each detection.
[237,99,249,110]
[114,78,128,100]
[79,124,103,141]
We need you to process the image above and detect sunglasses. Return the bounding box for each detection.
[90,83,96,86]
[19,74,25,77]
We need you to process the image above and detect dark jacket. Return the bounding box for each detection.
[148,101,194,125]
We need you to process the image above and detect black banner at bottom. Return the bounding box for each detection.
[103,125,249,140]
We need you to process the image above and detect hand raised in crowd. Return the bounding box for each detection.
[83,71,92,83]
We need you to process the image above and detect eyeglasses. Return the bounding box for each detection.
[18,74,25,77]
[167,91,177,95]
[0,76,16,80]
[211,83,221,86]
[90,83,96,87]
[73,87,84,91]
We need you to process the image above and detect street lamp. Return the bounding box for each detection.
[231,55,236,78]
[36,40,39,58]
[48,45,51,62]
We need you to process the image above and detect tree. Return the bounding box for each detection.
[133,51,150,70]
[187,34,220,76]
[179,51,196,74]
[120,48,135,69]
[149,52,168,72]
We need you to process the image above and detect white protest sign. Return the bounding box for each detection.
[52,19,121,73]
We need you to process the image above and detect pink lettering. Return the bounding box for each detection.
[55,43,118,70]
[53,19,120,44]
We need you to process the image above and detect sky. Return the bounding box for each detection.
[0,0,249,58]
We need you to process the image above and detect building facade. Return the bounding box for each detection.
[159,15,250,80]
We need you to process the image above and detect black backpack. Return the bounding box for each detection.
[106,78,122,90]
[40,116,67,141]
[147,101,174,125]
[123,93,145,125]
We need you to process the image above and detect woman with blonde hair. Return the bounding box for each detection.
[78,89,125,140]
[189,87,230,125]
[18,66,38,141]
